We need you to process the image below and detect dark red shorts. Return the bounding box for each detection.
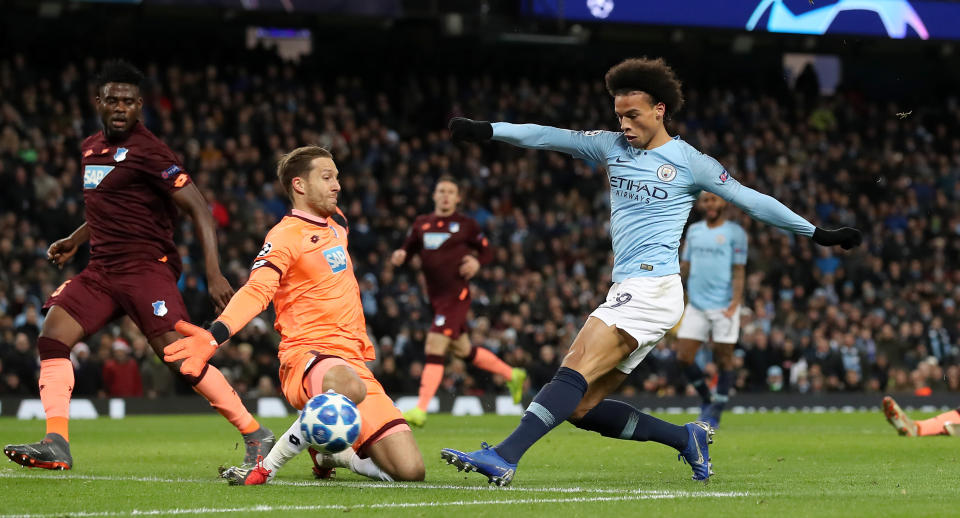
[44,260,189,340]
[429,291,471,339]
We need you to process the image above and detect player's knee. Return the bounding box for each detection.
[322,366,366,404]
[390,458,425,481]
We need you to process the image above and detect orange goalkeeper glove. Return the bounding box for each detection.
[163,320,222,377]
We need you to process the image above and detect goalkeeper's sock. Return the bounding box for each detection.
[261,420,309,478]
[683,363,712,405]
[573,399,689,451]
[190,365,260,434]
[327,449,393,481]
[916,410,960,436]
[494,367,587,464]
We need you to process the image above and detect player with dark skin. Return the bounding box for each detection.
[5,62,272,471]
[44,80,234,366]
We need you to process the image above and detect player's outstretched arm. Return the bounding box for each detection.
[690,153,862,249]
[47,222,89,268]
[449,118,616,163]
[172,183,235,311]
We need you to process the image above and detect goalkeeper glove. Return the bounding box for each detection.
[448,117,493,142]
[163,320,230,377]
[812,227,863,250]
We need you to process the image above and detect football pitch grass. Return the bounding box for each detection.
[2,411,958,517]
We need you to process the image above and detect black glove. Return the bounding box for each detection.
[448,117,493,143]
[812,227,863,250]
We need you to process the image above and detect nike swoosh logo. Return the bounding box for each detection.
[691,432,703,464]
[615,156,630,163]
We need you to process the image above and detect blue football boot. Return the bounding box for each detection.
[440,442,517,486]
[678,421,715,482]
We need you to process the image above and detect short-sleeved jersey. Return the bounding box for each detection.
[81,122,191,273]
[400,213,492,302]
[681,220,748,311]
[246,209,373,361]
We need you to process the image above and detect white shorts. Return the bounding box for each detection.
[676,305,740,344]
[589,275,684,375]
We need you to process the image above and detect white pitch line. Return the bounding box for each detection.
[0,471,748,497]
[0,493,750,518]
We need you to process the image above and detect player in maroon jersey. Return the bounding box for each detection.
[3,61,273,470]
[390,176,526,427]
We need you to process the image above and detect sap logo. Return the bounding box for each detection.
[83,165,115,189]
[113,147,128,162]
[323,246,348,273]
[746,0,929,40]
[151,300,168,317]
[423,232,451,250]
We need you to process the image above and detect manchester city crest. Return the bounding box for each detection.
[656,163,677,182]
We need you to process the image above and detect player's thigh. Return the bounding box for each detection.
[569,369,629,421]
[448,333,473,358]
[113,262,190,341]
[424,332,452,357]
[561,316,636,384]
[707,308,740,346]
[315,363,367,405]
[43,268,122,342]
[675,338,703,365]
[365,430,425,481]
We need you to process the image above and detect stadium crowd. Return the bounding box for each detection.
[1,52,959,401]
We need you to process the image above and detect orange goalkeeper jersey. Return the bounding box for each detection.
[217,208,374,361]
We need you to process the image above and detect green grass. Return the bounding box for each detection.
[2,411,959,517]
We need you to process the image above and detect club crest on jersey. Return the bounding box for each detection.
[113,147,128,162]
[151,300,168,317]
[434,315,446,327]
[423,232,451,250]
[83,165,115,189]
[715,234,726,245]
[719,170,730,183]
[656,163,677,182]
[323,245,348,273]
[449,222,460,233]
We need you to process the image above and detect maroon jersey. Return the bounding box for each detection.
[80,122,191,274]
[401,213,492,303]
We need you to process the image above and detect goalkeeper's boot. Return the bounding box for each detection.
[403,407,427,428]
[506,368,527,404]
[4,433,72,470]
[945,422,959,436]
[678,421,714,482]
[220,457,272,486]
[441,442,516,486]
[241,426,276,468]
[308,446,337,479]
[882,396,917,436]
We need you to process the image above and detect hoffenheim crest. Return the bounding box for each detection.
[152,300,168,317]
[114,147,128,162]
[449,222,460,233]
[657,163,677,182]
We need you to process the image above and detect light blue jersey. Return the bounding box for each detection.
[681,220,747,311]
[491,123,815,282]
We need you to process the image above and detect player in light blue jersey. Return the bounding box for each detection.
[676,192,747,428]
[440,57,862,486]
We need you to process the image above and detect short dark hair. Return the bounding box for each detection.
[277,146,333,198]
[96,60,144,94]
[604,57,685,117]
[435,174,461,193]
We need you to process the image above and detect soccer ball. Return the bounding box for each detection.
[299,392,361,453]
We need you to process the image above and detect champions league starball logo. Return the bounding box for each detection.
[746,0,929,40]
[586,0,614,19]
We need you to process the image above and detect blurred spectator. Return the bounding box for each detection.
[102,339,143,397]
